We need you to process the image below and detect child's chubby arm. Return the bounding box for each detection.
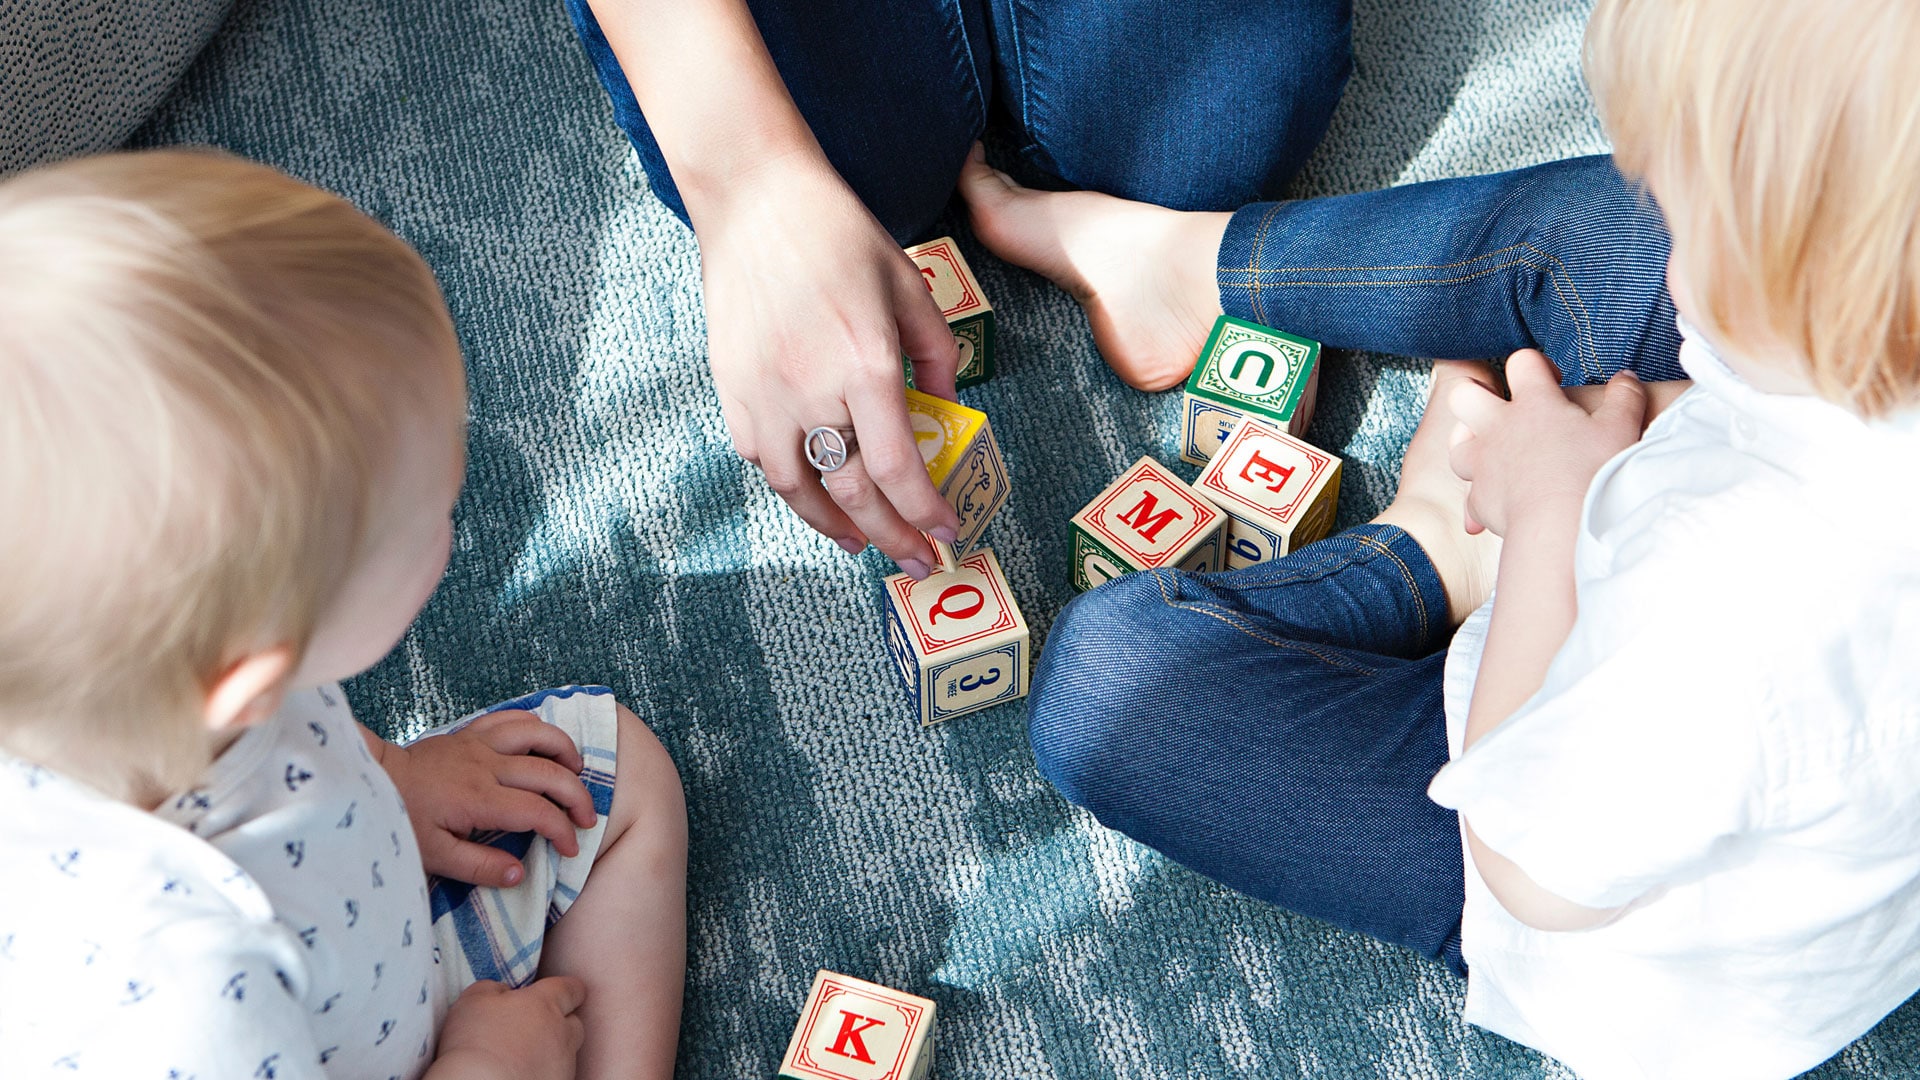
[1447,350,1650,931]
[361,712,598,888]
[425,977,587,1080]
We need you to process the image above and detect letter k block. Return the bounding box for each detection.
[781,970,937,1080]
[1067,456,1225,592]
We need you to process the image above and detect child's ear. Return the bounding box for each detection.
[203,646,297,733]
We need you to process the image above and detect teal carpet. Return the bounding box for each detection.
[128,0,1920,1075]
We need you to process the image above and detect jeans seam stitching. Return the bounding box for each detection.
[1351,532,1432,642]
[1244,203,1286,326]
[1150,570,1380,675]
[948,0,987,134]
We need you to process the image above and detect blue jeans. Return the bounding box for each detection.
[1028,525,1468,975]
[565,5,1683,383]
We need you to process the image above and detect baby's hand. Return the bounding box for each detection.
[1448,349,1647,538]
[376,710,597,887]
[430,977,586,1080]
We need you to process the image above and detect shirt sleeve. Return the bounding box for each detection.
[1428,511,1776,911]
[35,915,325,1080]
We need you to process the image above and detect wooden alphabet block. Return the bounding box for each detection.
[1195,417,1342,569]
[1068,457,1225,592]
[905,386,1008,560]
[882,547,1030,726]
[1179,314,1321,465]
[906,235,997,388]
[780,970,937,1080]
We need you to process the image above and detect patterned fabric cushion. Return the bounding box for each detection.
[0,0,232,175]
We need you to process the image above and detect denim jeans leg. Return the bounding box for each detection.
[1028,525,1466,974]
[987,0,1353,210]
[1217,154,1685,384]
[562,0,990,243]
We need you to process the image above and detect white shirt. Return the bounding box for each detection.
[0,686,443,1079]
[1430,332,1920,1079]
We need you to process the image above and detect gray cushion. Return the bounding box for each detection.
[0,0,233,175]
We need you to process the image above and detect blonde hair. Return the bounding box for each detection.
[1586,0,1920,415]
[0,149,463,803]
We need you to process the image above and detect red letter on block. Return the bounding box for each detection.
[1239,449,1297,493]
[825,1011,885,1064]
[1117,492,1183,543]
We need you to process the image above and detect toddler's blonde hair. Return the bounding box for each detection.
[0,149,463,803]
[1586,0,1920,415]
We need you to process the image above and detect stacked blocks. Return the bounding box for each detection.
[1068,457,1225,592]
[1180,314,1321,465]
[906,236,997,388]
[1196,417,1342,569]
[780,970,937,1080]
[905,386,1009,563]
[882,548,1030,726]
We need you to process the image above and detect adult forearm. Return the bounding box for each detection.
[586,0,828,219]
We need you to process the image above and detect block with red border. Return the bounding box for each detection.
[1195,417,1342,570]
[906,235,997,389]
[905,387,1009,562]
[882,547,1030,726]
[780,970,937,1080]
[1179,315,1321,465]
[1067,457,1225,592]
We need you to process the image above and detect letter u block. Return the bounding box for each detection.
[882,547,1030,726]
[905,387,1008,562]
[1068,457,1225,592]
[780,970,937,1080]
[906,235,997,388]
[1179,314,1322,465]
[1195,417,1342,570]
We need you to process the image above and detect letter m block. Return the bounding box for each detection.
[781,970,938,1080]
[1067,456,1225,592]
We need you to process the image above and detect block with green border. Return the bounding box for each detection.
[1179,315,1321,466]
[906,236,998,389]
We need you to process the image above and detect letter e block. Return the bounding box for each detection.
[1195,417,1341,569]
[1179,315,1321,465]
[882,548,1030,726]
[780,970,937,1080]
[1068,457,1225,592]
[906,236,997,388]
[904,387,1009,559]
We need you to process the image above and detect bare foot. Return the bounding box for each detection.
[958,144,1229,392]
[1375,361,1505,626]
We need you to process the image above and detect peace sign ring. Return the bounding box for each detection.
[805,426,858,473]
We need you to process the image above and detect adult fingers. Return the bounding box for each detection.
[894,262,961,403]
[422,831,526,889]
[1504,348,1564,397]
[472,712,584,774]
[818,446,940,576]
[758,415,867,551]
[843,370,960,540]
[497,755,597,829]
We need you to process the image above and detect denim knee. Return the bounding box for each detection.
[1027,571,1183,812]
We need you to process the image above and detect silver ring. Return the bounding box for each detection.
[805,426,857,472]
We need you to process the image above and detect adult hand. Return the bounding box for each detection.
[429,977,587,1080]
[1448,349,1647,538]
[373,711,596,888]
[693,154,963,577]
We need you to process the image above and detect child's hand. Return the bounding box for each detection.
[431,977,586,1080]
[376,711,598,887]
[1448,349,1648,537]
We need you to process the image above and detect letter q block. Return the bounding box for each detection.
[1180,314,1321,465]
[906,235,996,388]
[1068,457,1225,593]
[882,547,1030,726]
[780,970,937,1080]
[905,387,1008,563]
[1195,417,1342,570]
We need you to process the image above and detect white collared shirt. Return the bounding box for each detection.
[1431,331,1920,1078]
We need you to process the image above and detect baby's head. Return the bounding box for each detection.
[0,149,467,804]
[1587,0,1920,414]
